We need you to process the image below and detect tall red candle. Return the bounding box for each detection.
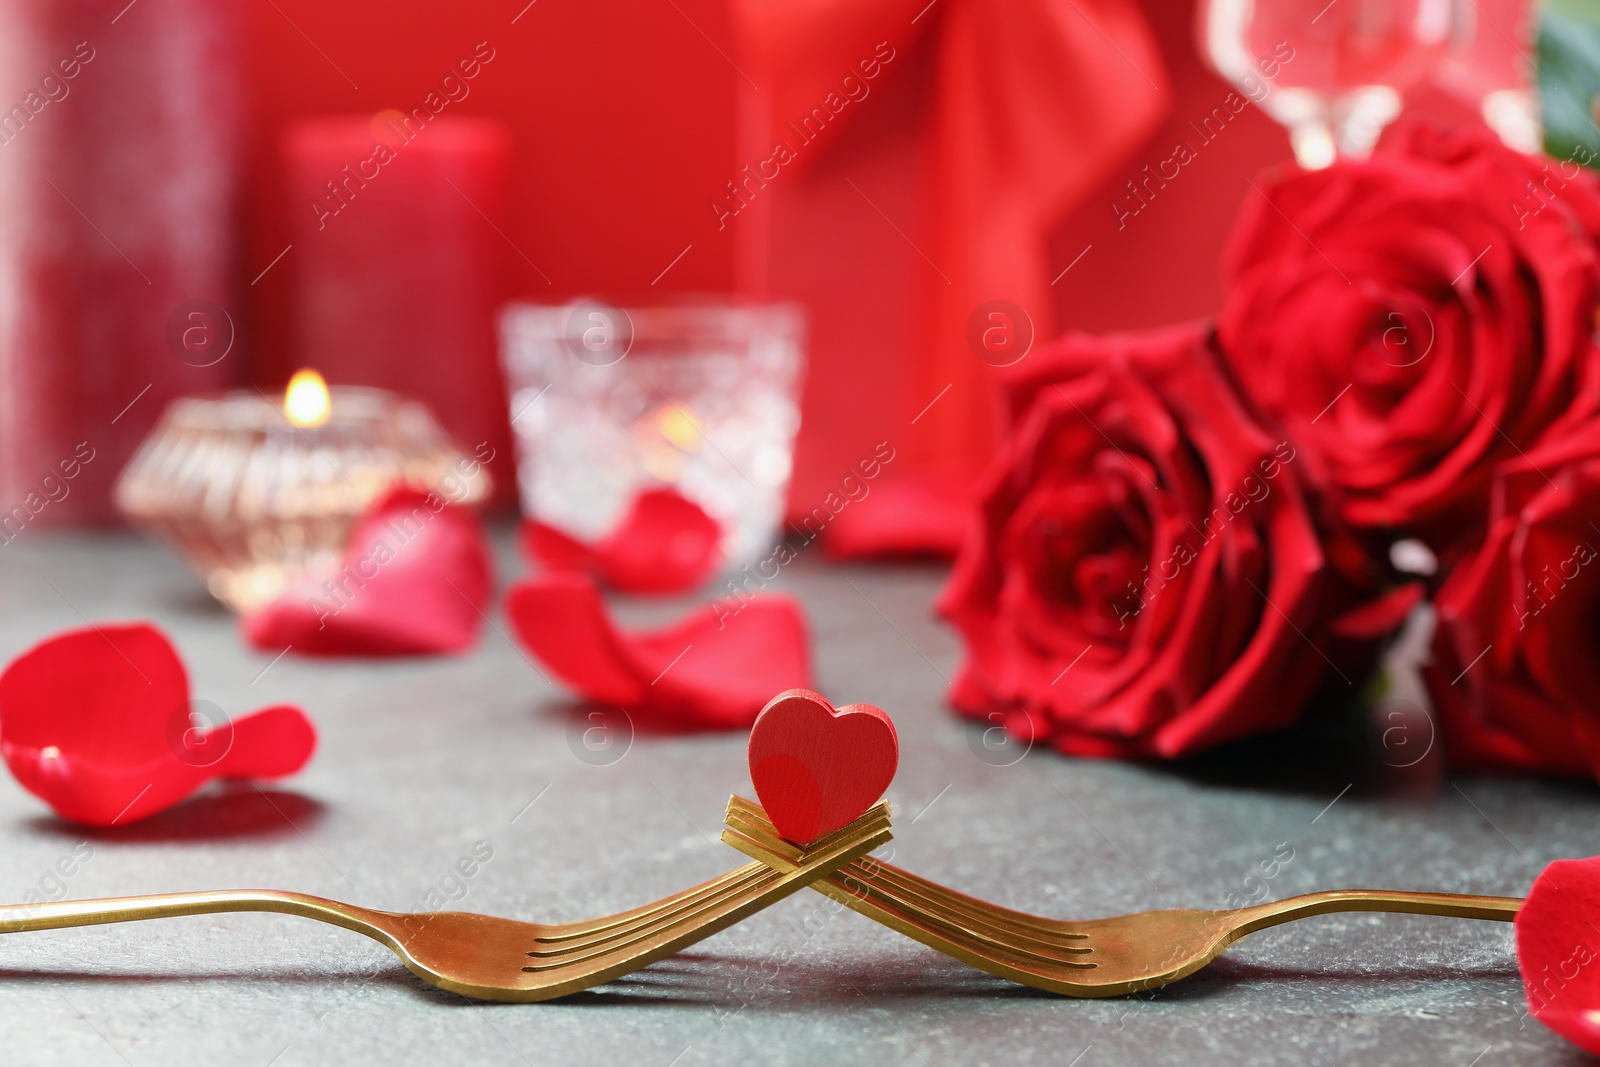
[0,0,243,525]
[280,114,515,509]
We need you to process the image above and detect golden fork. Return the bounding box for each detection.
[723,796,1521,997]
[0,802,890,1002]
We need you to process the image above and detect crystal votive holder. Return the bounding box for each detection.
[498,300,806,568]
[114,388,490,612]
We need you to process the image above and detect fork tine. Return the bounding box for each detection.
[726,806,1100,966]
[721,814,1094,967]
[525,808,893,975]
[529,808,893,967]
[727,797,1080,938]
[842,860,1089,948]
[527,866,776,955]
[535,866,756,942]
[724,804,1090,953]
[726,796,1087,940]
[523,866,783,967]
[831,863,1094,964]
[719,824,1097,976]
[850,887,1099,980]
[535,806,896,958]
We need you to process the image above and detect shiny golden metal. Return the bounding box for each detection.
[0,802,892,1002]
[722,796,1522,998]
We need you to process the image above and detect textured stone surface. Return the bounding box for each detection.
[0,529,1589,1066]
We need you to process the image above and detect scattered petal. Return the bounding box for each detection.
[242,487,493,656]
[504,572,809,729]
[522,488,722,594]
[1517,856,1600,1053]
[0,623,315,826]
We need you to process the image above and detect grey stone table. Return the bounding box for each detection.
[0,528,1591,1067]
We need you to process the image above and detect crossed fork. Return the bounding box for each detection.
[0,799,1519,1001]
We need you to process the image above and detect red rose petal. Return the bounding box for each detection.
[1421,425,1600,778]
[505,572,810,729]
[521,519,591,573]
[1326,581,1425,640]
[1517,857,1600,1053]
[242,487,494,656]
[211,704,320,779]
[522,488,722,594]
[0,623,316,826]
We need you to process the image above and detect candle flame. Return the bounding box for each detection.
[284,369,331,428]
[655,404,704,452]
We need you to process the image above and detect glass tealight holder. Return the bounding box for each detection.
[499,300,806,568]
[114,387,490,612]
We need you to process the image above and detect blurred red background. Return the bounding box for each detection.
[246,0,1481,515]
[5,0,1483,522]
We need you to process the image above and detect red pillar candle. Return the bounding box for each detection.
[280,114,515,509]
[0,0,243,524]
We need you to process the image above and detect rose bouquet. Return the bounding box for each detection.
[945,126,1600,776]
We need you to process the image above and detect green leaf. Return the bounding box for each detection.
[1540,0,1600,165]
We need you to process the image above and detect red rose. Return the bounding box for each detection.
[940,322,1386,759]
[1218,125,1600,537]
[1426,422,1600,776]
[1398,124,1600,241]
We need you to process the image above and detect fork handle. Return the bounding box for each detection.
[1234,890,1521,935]
[0,890,382,939]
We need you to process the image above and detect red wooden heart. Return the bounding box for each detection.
[747,689,898,845]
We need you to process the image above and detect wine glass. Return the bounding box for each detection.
[1432,0,1540,152]
[1200,0,1455,168]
